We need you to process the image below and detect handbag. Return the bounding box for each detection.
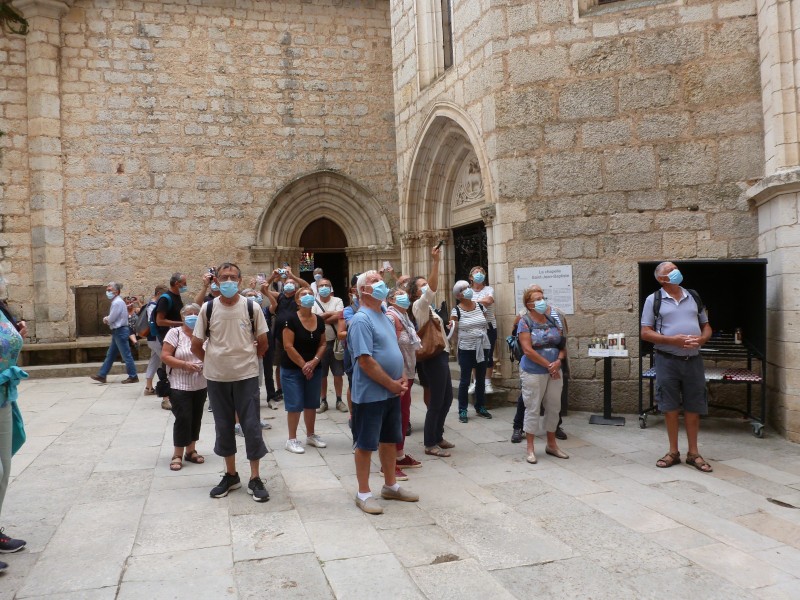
[415,309,446,361]
[11,401,26,456]
[333,338,345,361]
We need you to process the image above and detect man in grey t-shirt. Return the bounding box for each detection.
[641,261,713,473]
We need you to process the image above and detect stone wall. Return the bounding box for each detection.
[1,0,398,339]
[392,0,765,414]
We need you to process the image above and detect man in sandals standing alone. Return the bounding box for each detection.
[641,261,713,473]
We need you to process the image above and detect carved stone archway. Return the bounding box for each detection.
[251,170,397,275]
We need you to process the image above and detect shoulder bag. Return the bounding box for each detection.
[415,309,446,361]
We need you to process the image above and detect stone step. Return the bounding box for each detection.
[23,360,150,379]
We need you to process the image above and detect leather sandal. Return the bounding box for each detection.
[424,446,451,458]
[545,446,569,459]
[170,456,182,471]
[686,452,713,473]
[656,451,681,468]
[184,450,205,464]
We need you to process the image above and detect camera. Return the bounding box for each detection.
[278,268,287,278]
[208,267,216,277]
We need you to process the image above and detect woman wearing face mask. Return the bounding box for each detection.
[408,245,455,457]
[517,285,568,464]
[449,280,493,423]
[161,303,207,471]
[468,267,497,394]
[281,288,327,454]
[386,288,423,479]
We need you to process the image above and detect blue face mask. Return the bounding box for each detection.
[462,288,474,300]
[106,291,115,300]
[421,285,430,297]
[210,282,219,292]
[667,269,683,285]
[219,281,239,298]
[473,272,485,284]
[300,294,315,308]
[369,280,389,301]
[184,315,198,329]
[254,294,263,304]
[179,285,188,294]
[314,274,323,281]
[395,294,411,309]
[283,283,295,294]
[318,286,331,298]
[534,299,547,314]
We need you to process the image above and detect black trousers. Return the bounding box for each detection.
[170,388,207,447]
[419,351,453,448]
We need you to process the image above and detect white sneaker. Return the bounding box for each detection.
[485,381,495,394]
[260,419,272,430]
[306,434,327,448]
[285,439,305,454]
[234,424,244,437]
[468,382,476,395]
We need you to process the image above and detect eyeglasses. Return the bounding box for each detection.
[217,274,239,282]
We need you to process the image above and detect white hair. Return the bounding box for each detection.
[453,280,470,297]
[357,270,379,298]
[654,262,673,280]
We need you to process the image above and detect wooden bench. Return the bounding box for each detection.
[19,337,149,366]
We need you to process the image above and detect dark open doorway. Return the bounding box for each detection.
[452,221,488,283]
[299,217,349,303]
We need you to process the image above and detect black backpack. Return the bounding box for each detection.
[651,289,705,333]
[204,298,256,338]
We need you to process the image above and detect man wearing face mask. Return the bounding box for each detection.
[349,270,418,514]
[192,262,271,501]
[90,282,140,384]
[311,278,346,413]
[641,261,713,473]
[264,266,310,403]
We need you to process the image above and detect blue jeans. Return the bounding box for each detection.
[98,326,137,378]
[458,348,487,411]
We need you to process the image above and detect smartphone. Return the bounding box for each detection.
[435,239,445,250]
[256,272,267,284]
[382,261,392,271]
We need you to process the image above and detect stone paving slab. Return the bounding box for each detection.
[1,376,799,598]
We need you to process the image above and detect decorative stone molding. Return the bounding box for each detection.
[480,204,497,226]
[453,151,484,207]
[744,167,800,206]
[11,0,73,19]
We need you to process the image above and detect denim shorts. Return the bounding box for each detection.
[654,353,708,415]
[351,396,402,451]
[280,366,322,412]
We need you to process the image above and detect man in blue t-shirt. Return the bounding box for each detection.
[348,270,419,515]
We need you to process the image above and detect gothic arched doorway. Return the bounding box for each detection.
[299,217,349,299]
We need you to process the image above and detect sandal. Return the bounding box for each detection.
[170,456,182,471]
[184,450,205,464]
[656,451,681,468]
[424,446,451,458]
[686,452,713,473]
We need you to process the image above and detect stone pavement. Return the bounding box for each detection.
[2,376,800,599]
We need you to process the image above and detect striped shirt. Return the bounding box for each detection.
[451,303,488,351]
[163,326,206,392]
[472,285,496,328]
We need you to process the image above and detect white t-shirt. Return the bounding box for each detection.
[193,296,269,382]
[311,295,343,341]
[472,285,496,328]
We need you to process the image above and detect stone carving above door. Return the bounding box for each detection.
[454,152,484,207]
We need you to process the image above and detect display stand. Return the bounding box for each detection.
[588,348,628,426]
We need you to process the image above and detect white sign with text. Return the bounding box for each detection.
[514,265,575,314]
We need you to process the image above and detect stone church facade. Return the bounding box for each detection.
[1,0,798,441]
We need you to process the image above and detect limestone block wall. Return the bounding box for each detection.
[391,0,765,413]
[2,0,398,340]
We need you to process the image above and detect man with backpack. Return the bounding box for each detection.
[641,261,713,473]
[152,273,186,409]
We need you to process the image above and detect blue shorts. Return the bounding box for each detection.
[351,396,402,451]
[280,367,322,412]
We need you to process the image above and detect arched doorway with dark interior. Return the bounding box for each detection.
[299,217,349,303]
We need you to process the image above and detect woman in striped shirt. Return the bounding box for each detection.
[449,280,493,423]
[161,303,207,471]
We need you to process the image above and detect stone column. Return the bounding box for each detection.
[13,0,73,341]
[746,0,800,441]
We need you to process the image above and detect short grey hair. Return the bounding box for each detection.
[654,262,673,280]
[180,303,200,316]
[170,272,185,286]
[453,280,470,297]
[108,281,122,292]
[356,270,380,298]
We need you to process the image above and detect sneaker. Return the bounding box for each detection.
[161,398,172,410]
[555,426,568,441]
[306,434,327,448]
[485,381,495,394]
[511,428,523,443]
[234,423,244,437]
[380,466,409,481]
[0,529,26,553]
[336,399,348,413]
[396,454,422,468]
[467,382,476,395]
[355,494,383,515]
[381,485,419,502]
[267,400,278,410]
[247,477,270,502]
[285,439,305,454]
[207,404,213,412]
[210,472,241,498]
[90,375,107,384]
[260,419,272,430]
[317,399,329,414]
[459,409,468,423]
[121,376,140,384]
[475,406,493,419]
